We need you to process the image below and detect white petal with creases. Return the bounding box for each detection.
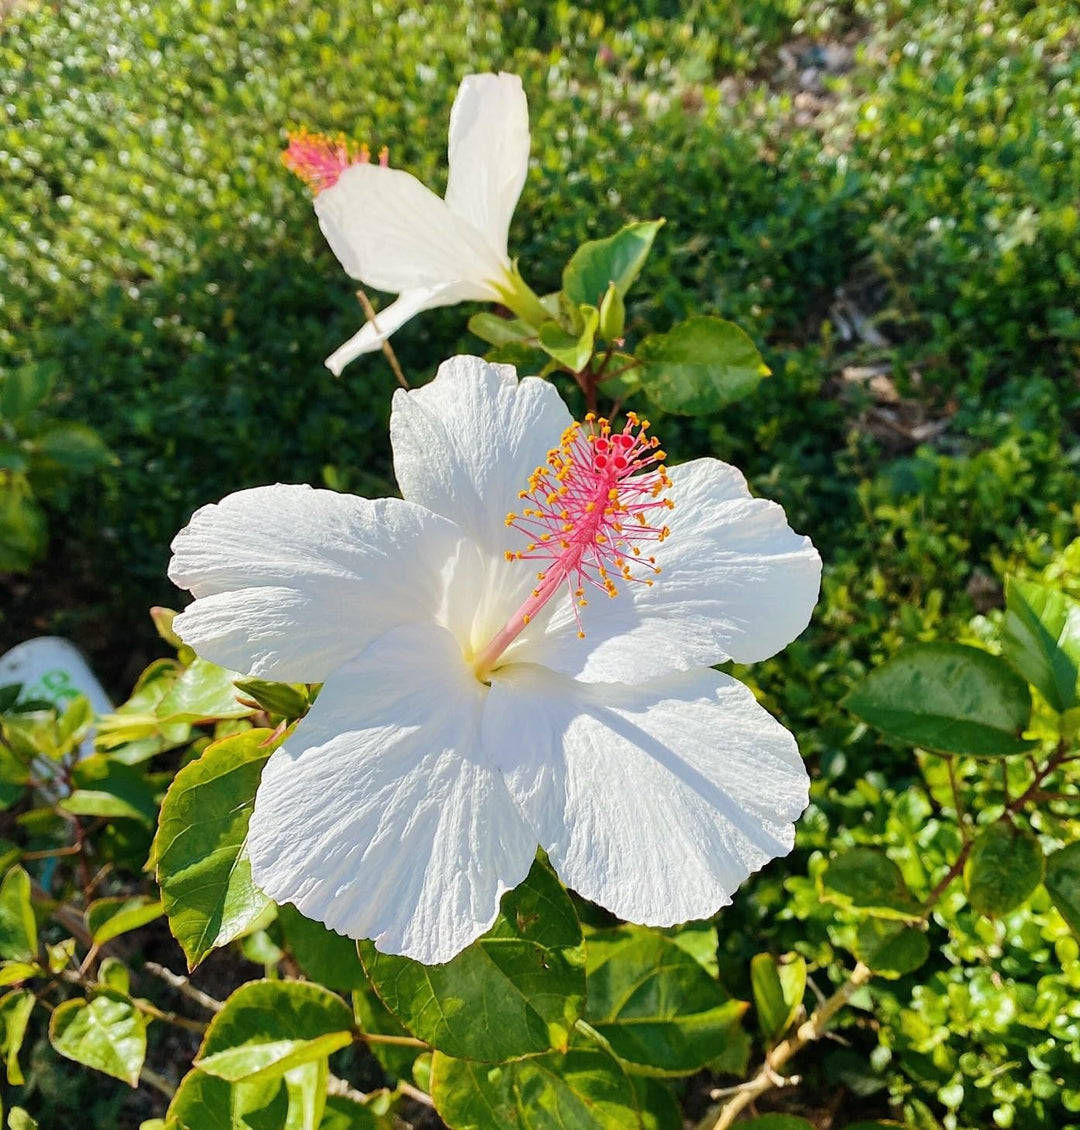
[485,662,809,926]
[169,485,476,683]
[324,282,481,375]
[518,457,822,683]
[315,164,509,294]
[445,73,530,256]
[247,623,537,965]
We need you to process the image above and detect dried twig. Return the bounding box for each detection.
[356,290,409,389]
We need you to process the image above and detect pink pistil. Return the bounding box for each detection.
[281,128,389,194]
[472,412,673,677]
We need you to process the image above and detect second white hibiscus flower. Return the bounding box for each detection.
[168,356,821,965]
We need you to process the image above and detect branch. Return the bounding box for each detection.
[356,290,409,389]
[703,742,1071,1127]
[699,963,873,1130]
[700,962,867,1130]
[144,961,224,1013]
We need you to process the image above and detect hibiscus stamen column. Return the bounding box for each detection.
[281,129,389,193]
[472,413,674,680]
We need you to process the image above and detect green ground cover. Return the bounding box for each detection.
[2,0,1079,1126]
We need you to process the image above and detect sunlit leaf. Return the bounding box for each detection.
[635,316,768,415]
[843,643,1036,756]
[360,860,585,1062]
[432,1045,642,1130]
[154,729,279,968]
[965,822,1044,916]
[562,220,663,307]
[1002,578,1080,713]
[0,867,36,962]
[584,925,747,1075]
[1045,841,1080,938]
[196,980,353,1083]
[49,989,147,1086]
[822,848,922,921]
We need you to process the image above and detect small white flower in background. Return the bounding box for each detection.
[284,73,546,375]
[169,357,822,965]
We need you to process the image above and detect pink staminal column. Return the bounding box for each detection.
[281,128,389,193]
[472,412,674,680]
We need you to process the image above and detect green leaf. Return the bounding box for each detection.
[196,980,353,1083]
[278,906,366,991]
[168,1069,290,1130]
[0,476,46,573]
[635,316,769,415]
[34,423,114,472]
[0,362,55,422]
[0,867,36,962]
[662,922,718,977]
[61,756,157,825]
[7,1109,38,1130]
[49,988,147,1085]
[317,1095,379,1129]
[87,896,165,945]
[598,283,626,341]
[0,989,35,1085]
[583,925,747,1076]
[467,312,534,347]
[854,919,930,978]
[431,1046,642,1130]
[632,1077,682,1130]
[233,679,310,721]
[282,1058,328,1130]
[157,658,256,722]
[1045,841,1080,938]
[1002,578,1080,713]
[842,643,1036,756]
[56,695,94,754]
[562,220,664,307]
[0,745,29,811]
[98,957,131,996]
[46,938,75,974]
[352,983,419,1083]
[538,307,599,373]
[750,953,805,1041]
[154,729,278,969]
[965,822,1045,916]
[0,963,41,988]
[822,848,922,921]
[359,859,585,1062]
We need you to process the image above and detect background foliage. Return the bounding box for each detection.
[1,0,1079,1127]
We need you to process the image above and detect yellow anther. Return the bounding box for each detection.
[523,613,531,624]
[577,630,585,639]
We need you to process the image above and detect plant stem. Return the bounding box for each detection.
[701,962,873,1130]
[704,742,1071,1127]
[144,962,224,1013]
[356,290,409,390]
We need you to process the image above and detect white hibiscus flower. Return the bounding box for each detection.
[284,73,548,375]
[168,356,821,965]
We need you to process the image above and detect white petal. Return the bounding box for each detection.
[314,164,510,295]
[522,457,822,682]
[444,73,530,257]
[169,484,478,683]
[247,622,537,965]
[325,282,481,375]
[485,663,809,926]
[390,355,575,652]
[391,355,572,554]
